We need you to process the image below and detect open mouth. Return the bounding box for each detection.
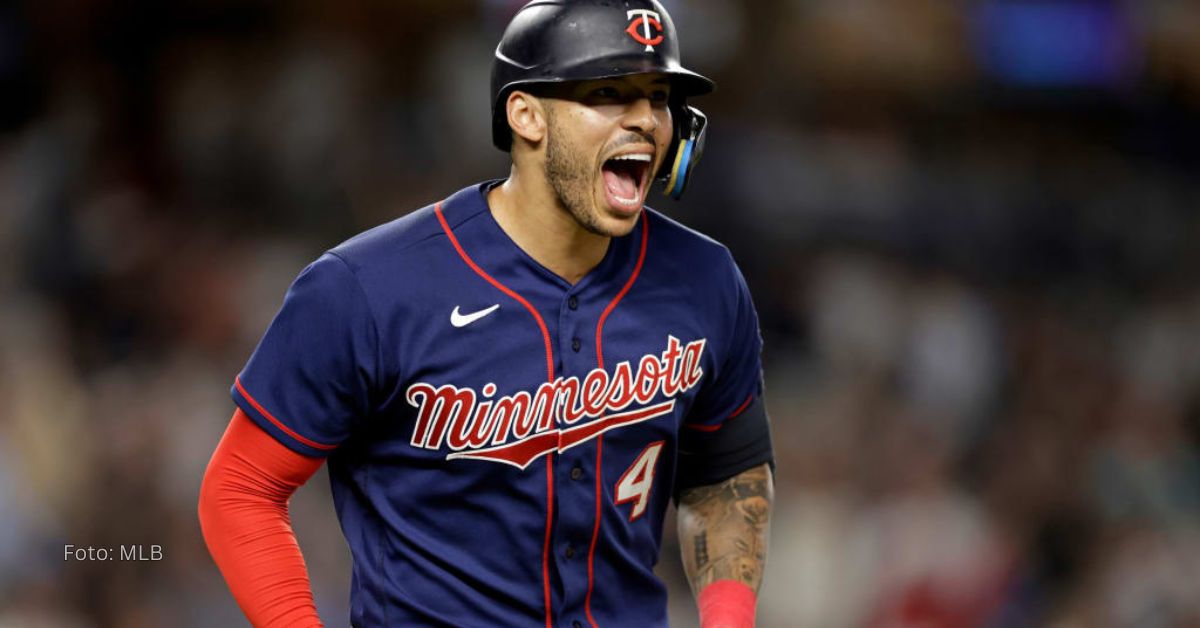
[601,153,652,210]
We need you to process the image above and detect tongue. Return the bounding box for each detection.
[603,166,638,200]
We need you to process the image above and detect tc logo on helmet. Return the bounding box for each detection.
[626,9,664,52]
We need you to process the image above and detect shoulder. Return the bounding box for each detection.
[642,207,740,277]
[325,182,491,274]
[326,204,441,270]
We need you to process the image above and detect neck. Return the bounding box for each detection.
[487,167,610,285]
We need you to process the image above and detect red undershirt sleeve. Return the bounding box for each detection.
[198,408,327,628]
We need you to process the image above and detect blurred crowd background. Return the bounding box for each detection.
[2,0,1199,626]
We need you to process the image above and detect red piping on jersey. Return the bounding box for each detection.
[434,202,557,627]
[435,203,555,382]
[727,393,755,419]
[684,392,755,432]
[587,211,649,627]
[543,455,555,628]
[585,436,603,628]
[234,376,337,451]
[594,212,649,367]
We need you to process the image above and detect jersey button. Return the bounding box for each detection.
[568,296,578,310]
[571,338,581,352]
[573,621,583,628]
[570,467,583,481]
[564,545,575,559]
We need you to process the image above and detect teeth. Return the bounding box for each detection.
[610,154,652,162]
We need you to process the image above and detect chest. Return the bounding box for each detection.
[377,260,720,467]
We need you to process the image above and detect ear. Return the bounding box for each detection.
[506,90,548,146]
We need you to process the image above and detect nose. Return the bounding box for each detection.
[622,96,658,135]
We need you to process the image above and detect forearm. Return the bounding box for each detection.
[199,409,326,628]
[677,462,773,617]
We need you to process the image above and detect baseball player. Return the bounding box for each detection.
[198,1,774,626]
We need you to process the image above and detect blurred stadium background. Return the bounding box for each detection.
[2,0,1199,626]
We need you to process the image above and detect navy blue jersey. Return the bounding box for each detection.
[232,181,772,627]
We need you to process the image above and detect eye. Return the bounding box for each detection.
[591,86,621,100]
[649,90,670,105]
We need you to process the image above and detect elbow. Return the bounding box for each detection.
[197,457,222,545]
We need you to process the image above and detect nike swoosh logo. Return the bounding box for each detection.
[450,304,500,327]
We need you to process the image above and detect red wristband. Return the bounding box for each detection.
[698,579,757,628]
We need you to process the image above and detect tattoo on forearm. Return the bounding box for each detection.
[678,463,773,595]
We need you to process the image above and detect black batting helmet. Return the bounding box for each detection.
[491,0,715,199]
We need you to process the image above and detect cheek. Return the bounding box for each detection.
[566,114,610,166]
[659,106,674,131]
[655,111,673,143]
[573,107,614,136]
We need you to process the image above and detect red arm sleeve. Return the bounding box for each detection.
[198,409,327,628]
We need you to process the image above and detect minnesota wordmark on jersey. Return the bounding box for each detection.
[405,335,706,468]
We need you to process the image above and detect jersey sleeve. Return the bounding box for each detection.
[676,252,774,494]
[232,252,378,457]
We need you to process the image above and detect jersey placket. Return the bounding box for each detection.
[552,286,600,628]
[456,196,645,627]
[549,213,648,628]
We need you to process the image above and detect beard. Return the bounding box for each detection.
[543,108,614,237]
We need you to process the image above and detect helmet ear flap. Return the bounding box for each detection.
[658,106,707,200]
